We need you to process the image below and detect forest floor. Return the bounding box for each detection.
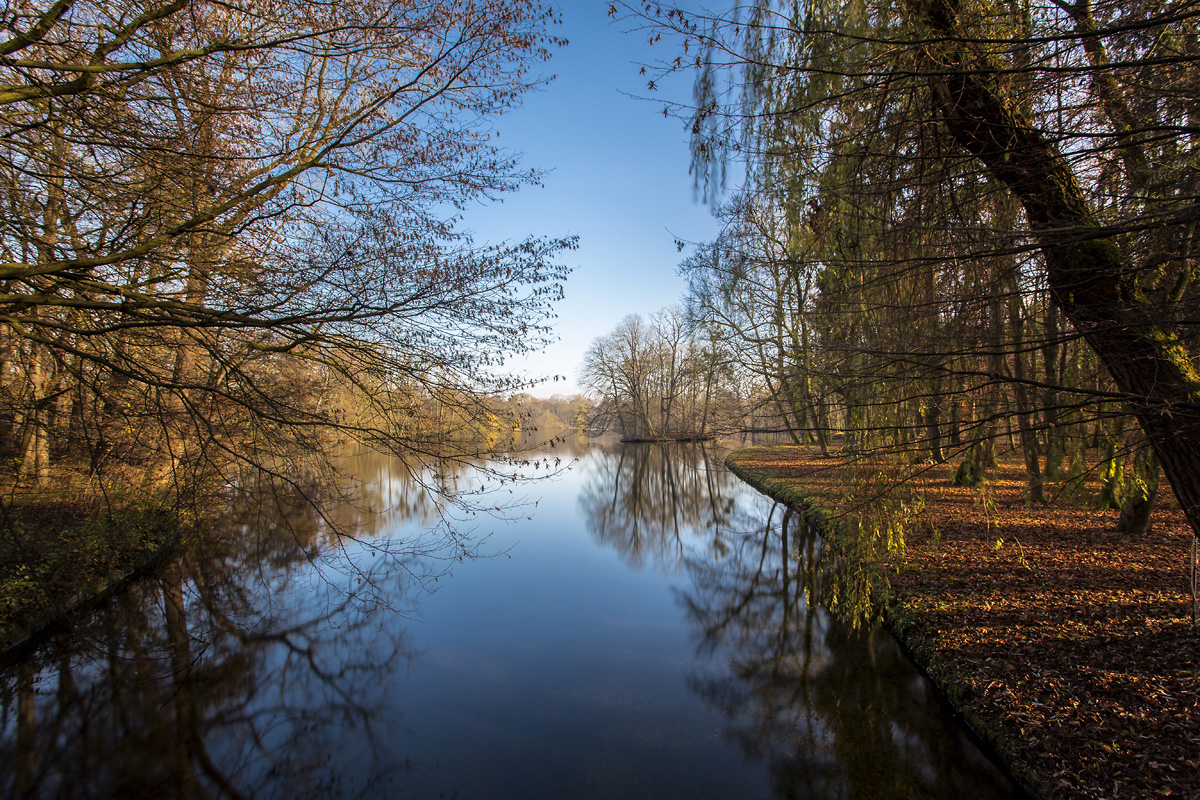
[726,445,1200,800]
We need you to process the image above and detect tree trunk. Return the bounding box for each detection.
[915,0,1200,537]
[924,390,944,463]
[809,397,830,456]
[1117,447,1161,535]
[18,340,51,487]
[1040,300,1066,479]
[1008,294,1044,502]
[948,396,961,449]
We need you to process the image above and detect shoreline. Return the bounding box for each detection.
[725,445,1199,800]
[0,505,183,663]
[724,451,1046,799]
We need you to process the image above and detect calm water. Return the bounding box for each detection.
[0,439,1021,799]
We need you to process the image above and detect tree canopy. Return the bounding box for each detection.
[580,307,743,439]
[623,0,1200,536]
[0,0,573,498]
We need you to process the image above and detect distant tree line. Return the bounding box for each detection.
[490,393,593,434]
[579,307,747,440]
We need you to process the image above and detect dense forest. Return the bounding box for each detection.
[597,0,1200,540]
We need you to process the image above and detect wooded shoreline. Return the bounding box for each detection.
[0,501,182,657]
[726,445,1199,800]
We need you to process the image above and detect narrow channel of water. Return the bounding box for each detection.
[0,438,1021,799]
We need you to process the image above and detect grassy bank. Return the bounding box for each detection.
[0,492,182,654]
[726,446,1199,800]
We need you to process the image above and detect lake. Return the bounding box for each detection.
[0,437,1022,799]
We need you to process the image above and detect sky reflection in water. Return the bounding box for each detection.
[1,439,1021,799]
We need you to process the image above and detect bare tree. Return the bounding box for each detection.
[0,0,573,494]
[580,308,740,439]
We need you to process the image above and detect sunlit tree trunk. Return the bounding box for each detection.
[1117,447,1161,536]
[18,327,52,487]
[914,0,1200,535]
[16,102,67,487]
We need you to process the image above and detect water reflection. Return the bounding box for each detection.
[340,433,591,541]
[579,443,1019,799]
[579,443,739,570]
[0,474,425,800]
[680,508,1017,799]
[1,440,1020,800]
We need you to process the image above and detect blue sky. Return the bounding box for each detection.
[460,2,729,398]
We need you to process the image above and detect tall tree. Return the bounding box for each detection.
[626,0,1200,533]
[580,308,740,438]
[0,0,573,491]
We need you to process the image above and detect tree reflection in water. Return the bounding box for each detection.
[1,440,1022,800]
[680,508,1019,800]
[0,464,455,800]
[579,442,739,571]
[581,442,1018,799]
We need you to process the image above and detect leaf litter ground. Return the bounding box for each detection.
[728,446,1200,800]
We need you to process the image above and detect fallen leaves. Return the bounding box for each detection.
[730,446,1200,800]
